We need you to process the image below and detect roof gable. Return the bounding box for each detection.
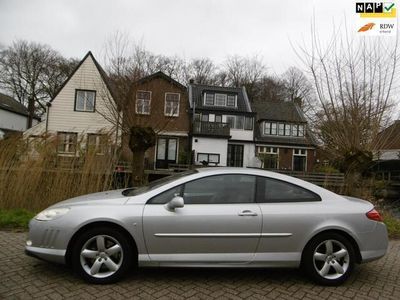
[50,51,116,104]
[133,71,186,91]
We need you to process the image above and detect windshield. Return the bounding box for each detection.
[122,169,198,197]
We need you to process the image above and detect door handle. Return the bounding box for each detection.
[238,210,258,216]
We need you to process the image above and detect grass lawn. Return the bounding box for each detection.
[0,209,35,230]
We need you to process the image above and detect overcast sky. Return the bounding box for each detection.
[0,0,357,74]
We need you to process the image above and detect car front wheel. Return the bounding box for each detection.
[303,232,355,286]
[72,227,134,284]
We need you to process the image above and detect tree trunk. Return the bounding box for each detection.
[131,150,146,187]
[27,96,35,128]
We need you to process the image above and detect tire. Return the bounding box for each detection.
[302,232,356,286]
[71,226,134,284]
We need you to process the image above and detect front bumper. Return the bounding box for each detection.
[25,245,66,264]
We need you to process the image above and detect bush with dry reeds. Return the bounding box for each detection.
[0,133,129,212]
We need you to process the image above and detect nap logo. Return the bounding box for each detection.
[355,2,396,17]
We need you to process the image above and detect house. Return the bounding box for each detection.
[252,100,317,172]
[0,93,40,139]
[373,120,400,161]
[124,71,190,169]
[23,51,119,156]
[188,83,256,167]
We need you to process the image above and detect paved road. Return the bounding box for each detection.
[1,231,400,299]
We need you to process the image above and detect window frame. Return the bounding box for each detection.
[214,93,227,106]
[197,153,220,164]
[255,176,321,203]
[136,90,151,115]
[227,95,237,107]
[204,93,215,106]
[87,133,107,155]
[57,132,78,154]
[164,92,180,117]
[74,89,96,112]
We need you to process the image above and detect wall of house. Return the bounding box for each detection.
[192,137,228,166]
[307,149,316,171]
[230,129,253,141]
[278,148,293,170]
[47,55,116,136]
[0,110,28,131]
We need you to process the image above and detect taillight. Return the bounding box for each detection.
[366,208,383,222]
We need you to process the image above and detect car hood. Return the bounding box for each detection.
[51,189,128,208]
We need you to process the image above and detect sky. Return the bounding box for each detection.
[0,0,357,75]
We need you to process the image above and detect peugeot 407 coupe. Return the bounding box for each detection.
[25,167,388,285]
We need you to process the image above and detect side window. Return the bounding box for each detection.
[257,177,321,203]
[183,174,256,204]
[148,185,182,204]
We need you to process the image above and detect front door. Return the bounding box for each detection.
[156,137,177,169]
[227,144,244,167]
[143,174,262,264]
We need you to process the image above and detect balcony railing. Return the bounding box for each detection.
[193,121,230,137]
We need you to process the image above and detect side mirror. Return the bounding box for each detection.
[165,196,184,211]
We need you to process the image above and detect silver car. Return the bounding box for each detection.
[25,167,388,285]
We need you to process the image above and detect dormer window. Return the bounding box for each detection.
[215,94,226,106]
[204,92,237,108]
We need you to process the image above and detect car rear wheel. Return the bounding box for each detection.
[303,232,355,286]
[72,227,134,284]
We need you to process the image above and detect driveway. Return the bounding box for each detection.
[1,231,400,299]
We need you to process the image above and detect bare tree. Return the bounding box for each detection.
[0,40,77,127]
[184,58,216,84]
[296,24,399,173]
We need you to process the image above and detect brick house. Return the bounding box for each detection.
[252,101,317,172]
[125,71,190,169]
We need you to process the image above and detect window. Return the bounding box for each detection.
[164,93,180,117]
[226,115,235,128]
[298,124,305,137]
[285,124,291,136]
[197,153,220,164]
[278,123,285,136]
[215,94,227,106]
[257,177,321,203]
[244,117,253,130]
[148,185,182,204]
[204,93,214,106]
[57,132,77,154]
[293,149,307,171]
[75,90,95,112]
[257,147,279,169]
[87,134,107,155]
[201,114,209,122]
[263,122,277,135]
[227,95,236,107]
[292,124,299,136]
[235,116,244,129]
[136,91,151,114]
[215,115,222,123]
[183,174,256,204]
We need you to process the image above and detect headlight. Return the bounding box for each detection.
[35,208,70,221]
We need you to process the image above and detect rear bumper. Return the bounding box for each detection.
[359,222,388,263]
[25,245,66,264]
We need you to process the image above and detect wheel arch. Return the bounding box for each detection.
[65,221,138,267]
[301,229,362,264]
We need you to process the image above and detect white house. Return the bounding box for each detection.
[0,93,40,139]
[24,51,119,156]
[188,83,258,167]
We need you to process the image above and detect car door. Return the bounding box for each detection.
[255,176,322,264]
[142,174,262,264]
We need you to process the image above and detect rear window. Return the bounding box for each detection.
[122,170,198,197]
[257,176,321,203]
